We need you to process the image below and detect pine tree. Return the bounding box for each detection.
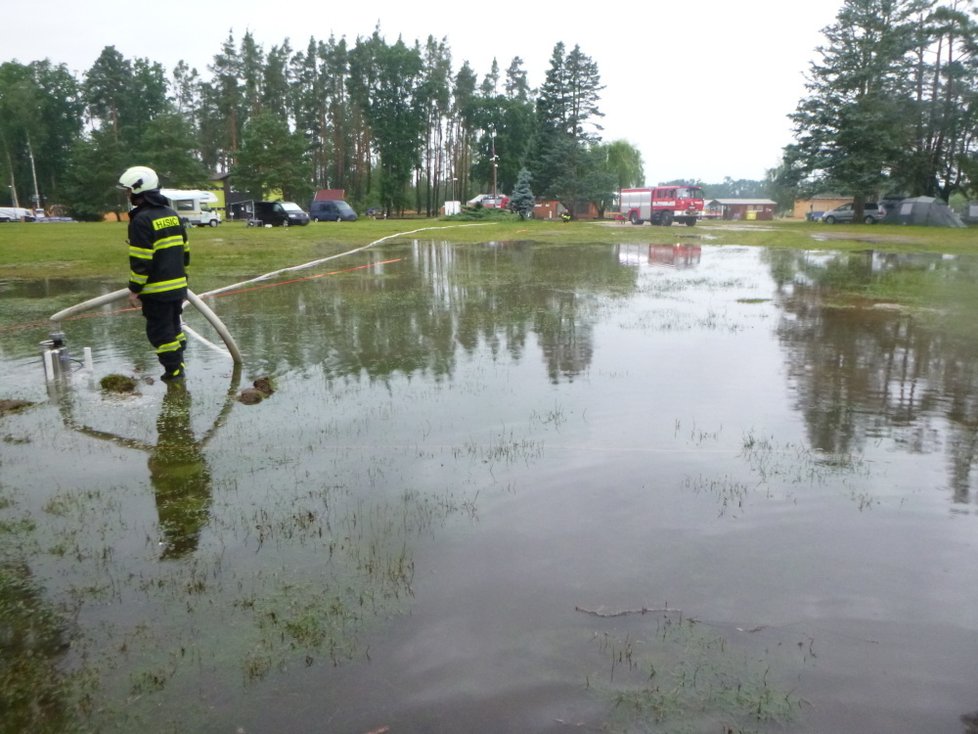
[509,167,534,219]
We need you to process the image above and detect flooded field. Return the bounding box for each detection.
[2,240,978,733]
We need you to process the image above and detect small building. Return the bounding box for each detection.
[533,200,564,220]
[792,195,851,221]
[533,199,600,220]
[708,198,777,221]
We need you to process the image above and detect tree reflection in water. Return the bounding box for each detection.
[767,248,978,505]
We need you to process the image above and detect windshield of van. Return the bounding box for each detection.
[335,201,355,215]
[281,202,303,213]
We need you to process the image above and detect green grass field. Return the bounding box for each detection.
[0,217,974,283]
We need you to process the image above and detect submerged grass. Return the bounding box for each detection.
[595,614,801,734]
[0,433,481,733]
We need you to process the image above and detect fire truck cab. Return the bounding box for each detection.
[620,186,704,226]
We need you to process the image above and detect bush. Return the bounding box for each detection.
[442,206,517,222]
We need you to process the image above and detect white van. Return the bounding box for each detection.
[160,189,222,227]
[0,206,35,222]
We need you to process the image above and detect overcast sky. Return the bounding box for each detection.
[2,0,843,184]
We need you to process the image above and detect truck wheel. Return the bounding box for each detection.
[629,212,641,225]
[661,211,673,227]
[208,219,219,227]
[685,217,696,227]
[863,215,876,224]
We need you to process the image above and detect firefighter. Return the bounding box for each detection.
[117,165,190,382]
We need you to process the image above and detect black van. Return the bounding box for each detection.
[249,201,310,227]
[309,199,358,222]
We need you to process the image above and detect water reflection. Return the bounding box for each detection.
[768,248,978,505]
[0,560,74,734]
[5,242,978,732]
[55,372,240,557]
[214,242,637,384]
[615,243,702,268]
[149,387,212,559]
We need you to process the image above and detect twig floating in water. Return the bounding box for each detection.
[574,605,684,618]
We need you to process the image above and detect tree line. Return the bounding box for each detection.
[0,29,645,220]
[9,1,970,222]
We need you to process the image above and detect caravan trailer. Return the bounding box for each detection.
[160,189,222,227]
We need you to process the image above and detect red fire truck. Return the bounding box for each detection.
[619,185,705,226]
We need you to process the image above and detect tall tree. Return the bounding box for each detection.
[529,42,606,211]
[83,46,131,141]
[138,111,210,187]
[471,56,536,198]
[62,127,128,220]
[349,31,425,215]
[0,60,82,207]
[171,60,201,120]
[600,139,644,192]
[505,56,531,101]
[127,58,169,142]
[789,0,928,216]
[417,36,453,215]
[202,32,244,172]
[897,1,978,198]
[234,110,311,200]
[240,31,264,117]
[324,37,356,196]
[263,40,292,121]
[449,61,478,203]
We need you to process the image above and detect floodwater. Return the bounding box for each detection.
[2,240,978,733]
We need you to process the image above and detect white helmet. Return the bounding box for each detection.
[117,166,159,195]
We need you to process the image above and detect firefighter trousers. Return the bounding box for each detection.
[141,297,186,375]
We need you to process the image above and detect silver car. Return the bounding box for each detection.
[820,202,886,224]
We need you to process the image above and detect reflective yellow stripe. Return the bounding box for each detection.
[156,339,183,354]
[154,235,184,252]
[129,245,153,260]
[141,277,188,294]
[129,271,148,284]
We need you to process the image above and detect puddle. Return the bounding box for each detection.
[2,242,978,733]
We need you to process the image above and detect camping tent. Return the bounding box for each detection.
[883,196,965,227]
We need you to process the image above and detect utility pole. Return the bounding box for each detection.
[27,137,41,213]
[491,131,498,197]
[5,147,19,208]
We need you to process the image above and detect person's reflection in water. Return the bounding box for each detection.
[148,383,212,560]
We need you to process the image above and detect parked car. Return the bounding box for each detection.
[280,201,310,225]
[481,195,510,209]
[467,194,510,209]
[309,199,357,222]
[820,202,885,224]
[249,201,309,227]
